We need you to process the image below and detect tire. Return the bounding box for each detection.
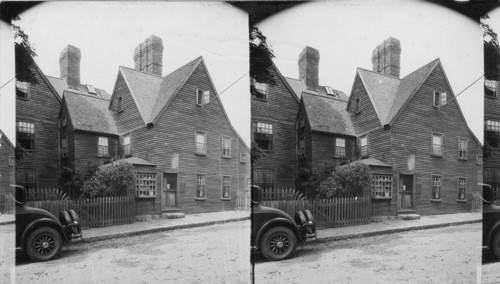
[59,211,72,226]
[294,211,307,226]
[303,210,314,223]
[25,227,62,262]
[493,231,500,259]
[260,226,297,261]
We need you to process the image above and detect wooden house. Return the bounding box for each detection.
[346,37,482,215]
[484,79,500,200]
[0,130,15,212]
[107,36,249,214]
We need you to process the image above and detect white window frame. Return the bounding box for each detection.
[485,80,497,98]
[196,174,206,199]
[196,89,210,106]
[254,122,273,151]
[8,156,15,167]
[335,138,346,158]
[371,174,393,199]
[431,133,443,156]
[253,80,268,100]
[457,177,467,202]
[221,175,231,200]
[222,136,231,158]
[433,91,447,107]
[16,81,28,99]
[17,121,35,150]
[135,173,157,197]
[431,175,442,200]
[360,135,367,157]
[123,134,131,156]
[195,131,207,155]
[458,137,468,160]
[239,153,247,163]
[98,136,109,157]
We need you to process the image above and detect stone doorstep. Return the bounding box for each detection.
[161,212,185,219]
[397,213,421,220]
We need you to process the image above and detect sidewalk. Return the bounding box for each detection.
[0,213,14,226]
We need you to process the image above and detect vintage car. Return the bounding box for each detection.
[483,184,500,259]
[13,185,82,261]
[251,186,316,261]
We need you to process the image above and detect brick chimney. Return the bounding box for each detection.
[59,45,81,89]
[371,37,401,78]
[133,35,163,76]
[298,46,320,91]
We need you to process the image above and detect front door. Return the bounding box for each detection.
[162,173,178,210]
[398,175,414,211]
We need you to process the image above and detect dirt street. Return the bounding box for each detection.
[15,220,251,283]
[254,223,482,283]
[482,249,500,283]
[0,224,15,283]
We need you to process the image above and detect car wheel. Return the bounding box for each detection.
[260,226,297,261]
[493,231,500,259]
[59,210,72,226]
[25,227,62,262]
[294,211,307,226]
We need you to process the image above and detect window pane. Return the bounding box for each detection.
[136,173,157,197]
[196,132,206,154]
[371,174,392,198]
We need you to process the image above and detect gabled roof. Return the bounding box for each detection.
[0,128,15,149]
[302,92,355,136]
[349,157,393,168]
[46,76,111,101]
[102,156,156,168]
[351,59,439,126]
[285,77,349,102]
[117,57,202,125]
[64,91,118,135]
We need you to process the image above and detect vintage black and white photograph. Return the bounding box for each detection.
[1,0,500,283]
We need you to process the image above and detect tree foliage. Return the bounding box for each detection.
[249,25,276,85]
[12,16,38,84]
[80,162,136,198]
[304,162,372,199]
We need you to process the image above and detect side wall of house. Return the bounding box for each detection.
[348,75,381,134]
[73,132,119,169]
[0,138,15,212]
[297,101,312,191]
[251,66,298,188]
[390,65,480,215]
[111,73,144,133]
[484,83,500,198]
[16,67,61,188]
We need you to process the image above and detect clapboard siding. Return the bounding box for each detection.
[112,73,144,133]
[349,75,381,134]
[16,66,61,187]
[252,65,299,187]
[0,135,15,205]
[147,63,249,213]
[390,64,480,215]
[311,133,355,166]
[73,132,119,169]
[484,91,500,187]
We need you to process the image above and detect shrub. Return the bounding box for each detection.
[80,162,136,198]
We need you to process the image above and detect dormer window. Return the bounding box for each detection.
[86,84,97,95]
[325,86,336,97]
[433,91,446,107]
[197,90,210,106]
[252,79,268,100]
[16,81,28,99]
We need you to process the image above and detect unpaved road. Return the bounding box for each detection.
[15,220,251,283]
[254,223,483,283]
[482,249,500,283]
[0,224,14,284]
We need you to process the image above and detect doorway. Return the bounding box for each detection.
[162,173,178,211]
[398,174,414,211]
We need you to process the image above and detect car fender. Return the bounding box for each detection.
[20,218,68,250]
[488,220,500,249]
[255,217,302,250]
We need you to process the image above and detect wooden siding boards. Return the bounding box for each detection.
[0,133,15,212]
[484,84,500,188]
[73,132,118,169]
[349,75,381,134]
[16,65,61,187]
[252,63,299,188]
[388,64,480,215]
[111,73,144,133]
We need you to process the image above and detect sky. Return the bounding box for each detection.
[13,2,250,144]
[257,0,484,141]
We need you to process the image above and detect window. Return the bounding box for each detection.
[299,137,305,158]
[431,175,442,200]
[195,131,206,155]
[371,174,393,198]
[17,121,35,150]
[136,173,157,197]
[477,155,483,165]
[98,137,109,156]
[253,122,273,150]
[239,153,247,163]
[117,96,123,112]
[458,177,467,201]
[485,80,497,98]
[8,156,15,167]
[360,135,367,157]
[222,175,231,199]
[458,138,468,160]
[254,169,274,189]
[325,86,336,96]
[197,90,210,106]
[16,81,28,99]
[252,79,268,100]
[16,168,36,189]
[486,120,500,148]
[431,133,443,156]
[222,136,231,158]
[61,136,68,158]
[62,116,67,128]
[335,138,346,158]
[123,134,131,156]
[354,98,360,113]
[433,91,447,107]
[196,174,206,199]
[86,84,97,94]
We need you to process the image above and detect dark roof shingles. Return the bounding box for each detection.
[302,93,355,136]
[65,92,118,135]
